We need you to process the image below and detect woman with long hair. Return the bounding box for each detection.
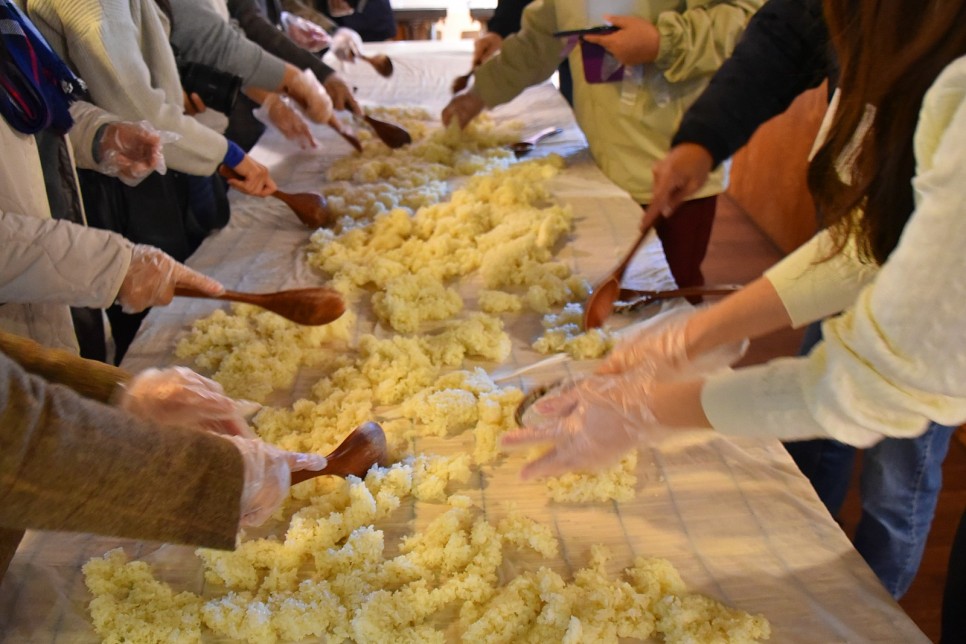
[504,0,966,484]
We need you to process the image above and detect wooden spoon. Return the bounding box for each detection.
[361,114,412,148]
[583,207,662,330]
[327,117,363,152]
[614,284,742,313]
[175,285,346,326]
[363,53,393,78]
[452,69,473,94]
[291,421,389,484]
[219,166,332,228]
[508,127,563,158]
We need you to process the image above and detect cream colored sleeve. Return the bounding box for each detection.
[472,0,565,108]
[66,101,116,171]
[704,60,966,446]
[763,229,878,329]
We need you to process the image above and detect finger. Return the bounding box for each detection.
[190,92,206,113]
[262,174,278,195]
[287,451,329,472]
[500,425,556,448]
[175,265,224,296]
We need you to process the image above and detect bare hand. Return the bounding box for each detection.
[324,73,361,115]
[648,143,714,219]
[473,32,503,65]
[228,154,277,197]
[183,91,206,115]
[441,91,485,129]
[583,14,660,66]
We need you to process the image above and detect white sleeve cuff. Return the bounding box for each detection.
[764,230,878,328]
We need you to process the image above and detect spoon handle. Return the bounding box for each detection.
[174,286,265,308]
[524,127,563,146]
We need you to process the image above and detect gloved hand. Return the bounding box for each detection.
[648,143,716,218]
[441,91,485,129]
[117,244,224,313]
[330,27,363,62]
[596,307,748,379]
[262,93,316,149]
[502,372,658,479]
[323,72,361,114]
[283,67,334,124]
[223,435,328,527]
[473,32,503,65]
[96,120,174,187]
[280,11,331,52]
[117,366,259,437]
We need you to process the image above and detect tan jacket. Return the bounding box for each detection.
[0,105,132,352]
[473,0,764,203]
[0,342,243,581]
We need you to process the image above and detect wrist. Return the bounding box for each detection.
[92,123,112,164]
[222,141,245,169]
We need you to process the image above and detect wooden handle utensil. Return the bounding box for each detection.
[583,207,663,330]
[219,166,332,229]
[361,114,412,148]
[175,285,346,326]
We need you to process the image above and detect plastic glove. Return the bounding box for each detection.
[117,366,259,437]
[262,93,316,149]
[323,73,361,114]
[596,307,748,379]
[648,143,715,219]
[280,11,331,52]
[502,372,658,479]
[96,120,176,187]
[441,91,485,129]
[473,32,503,65]
[117,244,224,313]
[284,68,334,124]
[226,153,278,196]
[330,27,363,62]
[223,435,328,527]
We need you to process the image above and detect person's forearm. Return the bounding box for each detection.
[685,277,792,358]
[649,379,712,429]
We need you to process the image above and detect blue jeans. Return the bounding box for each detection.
[784,321,956,599]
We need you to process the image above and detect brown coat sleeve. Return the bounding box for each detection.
[0,350,244,556]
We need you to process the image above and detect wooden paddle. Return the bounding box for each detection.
[174,285,346,327]
[361,114,412,148]
[219,166,332,229]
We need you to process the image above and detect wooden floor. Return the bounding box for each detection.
[703,194,966,643]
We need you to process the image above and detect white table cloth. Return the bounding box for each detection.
[0,42,927,643]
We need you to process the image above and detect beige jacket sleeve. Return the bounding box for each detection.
[472,0,565,108]
[0,350,244,553]
[654,0,765,83]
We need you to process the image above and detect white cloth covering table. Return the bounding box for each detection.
[0,42,927,643]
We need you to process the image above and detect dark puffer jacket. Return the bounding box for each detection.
[672,0,834,167]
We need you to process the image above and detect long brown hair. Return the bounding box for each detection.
[807,0,966,264]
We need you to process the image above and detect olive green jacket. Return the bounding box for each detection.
[473,0,765,204]
[0,346,243,581]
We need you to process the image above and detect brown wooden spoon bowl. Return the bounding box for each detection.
[175,285,346,326]
[291,421,389,484]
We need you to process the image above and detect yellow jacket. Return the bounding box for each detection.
[473,0,764,203]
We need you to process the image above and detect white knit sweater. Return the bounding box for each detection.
[23,0,229,175]
[703,55,966,447]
